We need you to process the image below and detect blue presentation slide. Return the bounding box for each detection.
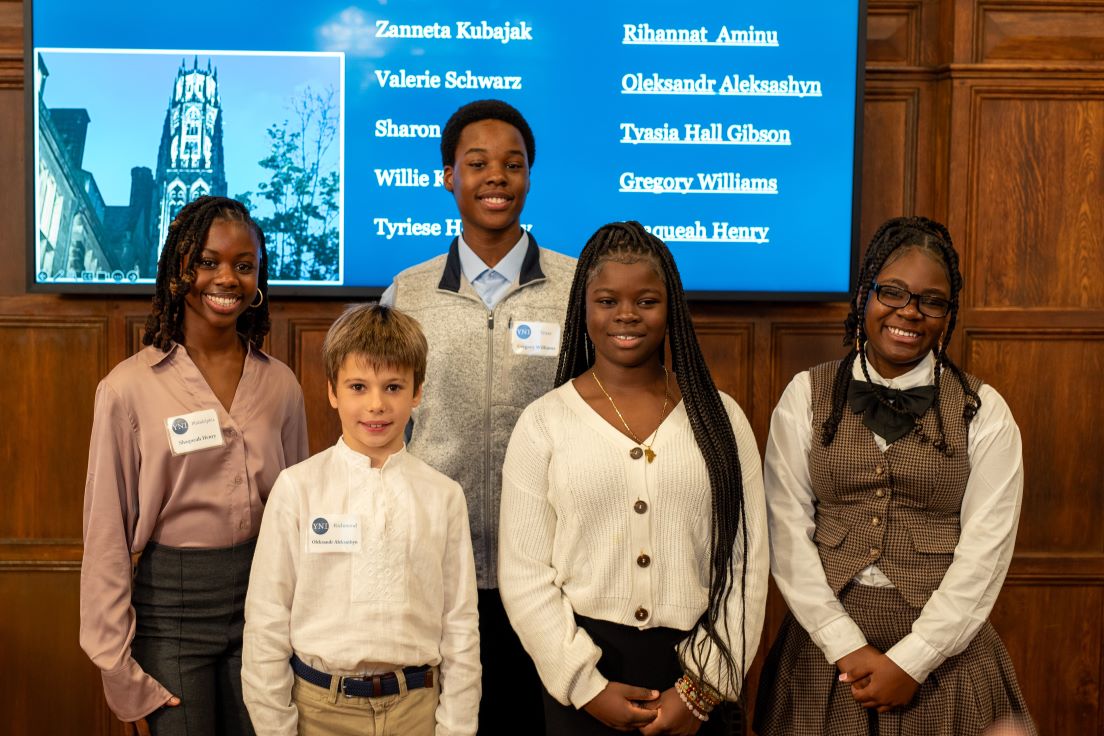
[31,1,860,296]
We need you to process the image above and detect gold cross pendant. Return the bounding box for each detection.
[644,447,656,463]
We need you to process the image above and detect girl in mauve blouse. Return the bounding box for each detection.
[80,196,308,735]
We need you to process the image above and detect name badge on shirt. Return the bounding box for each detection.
[164,409,225,456]
[307,514,361,553]
[511,320,561,356]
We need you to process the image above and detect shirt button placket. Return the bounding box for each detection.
[224,423,247,540]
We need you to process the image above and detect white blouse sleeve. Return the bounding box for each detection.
[764,373,869,664]
[885,384,1024,682]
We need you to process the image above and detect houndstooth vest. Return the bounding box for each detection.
[808,360,983,607]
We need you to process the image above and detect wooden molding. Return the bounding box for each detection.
[693,320,755,412]
[976,1,1104,64]
[961,84,1104,309]
[868,0,923,66]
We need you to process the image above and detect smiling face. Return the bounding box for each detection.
[327,355,422,467]
[443,119,530,248]
[862,246,951,378]
[182,219,260,338]
[585,259,668,370]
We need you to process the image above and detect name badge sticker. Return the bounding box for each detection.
[164,409,225,455]
[307,514,361,553]
[511,320,561,356]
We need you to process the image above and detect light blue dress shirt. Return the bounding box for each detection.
[379,232,529,310]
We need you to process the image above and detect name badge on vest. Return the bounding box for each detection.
[165,409,225,456]
[511,320,561,356]
[307,514,361,553]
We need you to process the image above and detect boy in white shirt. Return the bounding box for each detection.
[243,304,480,736]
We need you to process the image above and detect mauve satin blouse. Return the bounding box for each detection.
[79,342,309,721]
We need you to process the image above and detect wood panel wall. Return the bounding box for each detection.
[1,1,1101,733]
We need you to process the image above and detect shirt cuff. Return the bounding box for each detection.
[101,658,174,721]
[567,668,610,710]
[809,615,869,665]
[886,633,946,684]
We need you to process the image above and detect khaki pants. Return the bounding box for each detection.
[292,668,439,736]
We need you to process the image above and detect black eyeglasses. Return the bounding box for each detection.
[871,282,951,318]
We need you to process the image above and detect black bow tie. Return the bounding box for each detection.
[846,380,936,444]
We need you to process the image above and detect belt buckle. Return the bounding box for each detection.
[339,675,356,699]
[339,674,384,698]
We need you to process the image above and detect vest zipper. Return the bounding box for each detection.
[484,308,495,582]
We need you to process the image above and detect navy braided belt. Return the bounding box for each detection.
[290,654,434,697]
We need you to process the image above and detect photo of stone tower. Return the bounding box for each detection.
[33,49,342,285]
[151,56,227,270]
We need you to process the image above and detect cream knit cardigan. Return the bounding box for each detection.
[498,381,769,708]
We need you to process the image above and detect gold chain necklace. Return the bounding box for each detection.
[591,366,671,463]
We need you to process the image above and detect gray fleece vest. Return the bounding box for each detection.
[390,235,576,588]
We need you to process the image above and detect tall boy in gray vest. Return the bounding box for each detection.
[380,99,574,734]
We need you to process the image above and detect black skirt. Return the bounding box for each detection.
[542,613,743,736]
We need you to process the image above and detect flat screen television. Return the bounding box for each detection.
[25,1,865,298]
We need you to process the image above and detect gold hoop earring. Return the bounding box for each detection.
[854,335,862,353]
[937,333,945,355]
[250,290,264,308]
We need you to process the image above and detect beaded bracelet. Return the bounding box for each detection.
[676,684,709,722]
[680,674,720,709]
[675,674,719,721]
[691,674,723,709]
[675,675,703,711]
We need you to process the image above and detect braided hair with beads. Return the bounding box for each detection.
[142,196,270,351]
[556,221,750,703]
[821,216,982,456]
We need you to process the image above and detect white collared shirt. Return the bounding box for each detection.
[242,439,480,736]
[764,353,1024,683]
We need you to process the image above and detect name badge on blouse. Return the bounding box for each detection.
[307,514,361,553]
[164,409,225,456]
[511,320,561,356]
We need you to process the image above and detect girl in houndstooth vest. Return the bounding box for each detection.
[754,217,1034,736]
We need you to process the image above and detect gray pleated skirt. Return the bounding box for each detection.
[753,584,1035,736]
